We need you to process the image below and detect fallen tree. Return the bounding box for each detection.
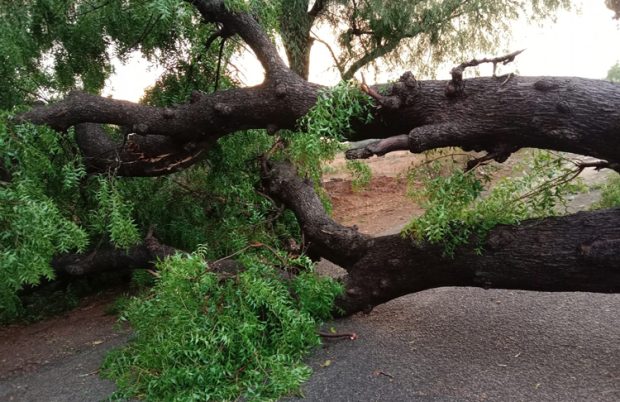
[262,161,620,315]
[12,0,620,316]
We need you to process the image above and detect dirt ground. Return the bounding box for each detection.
[0,150,617,401]
[323,151,422,234]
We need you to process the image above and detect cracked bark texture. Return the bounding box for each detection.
[20,74,620,175]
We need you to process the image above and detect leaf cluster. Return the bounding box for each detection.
[318,0,570,79]
[403,150,584,256]
[345,159,372,192]
[0,115,152,321]
[102,252,342,401]
[0,0,244,109]
[281,80,373,185]
[591,173,620,210]
[607,62,620,84]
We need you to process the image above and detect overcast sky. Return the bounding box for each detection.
[103,1,620,101]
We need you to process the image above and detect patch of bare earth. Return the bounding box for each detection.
[322,151,422,234]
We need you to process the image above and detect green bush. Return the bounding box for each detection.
[346,160,372,192]
[591,173,620,209]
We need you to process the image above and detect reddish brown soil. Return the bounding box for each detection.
[323,151,422,234]
[324,177,420,235]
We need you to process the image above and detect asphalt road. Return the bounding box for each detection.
[289,288,619,402]
[1,288,617,402]
[0,333,129,402]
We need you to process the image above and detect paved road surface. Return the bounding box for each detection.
[289,288,619,402]
[1,288,617,402]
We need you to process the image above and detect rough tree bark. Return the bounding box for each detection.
[17,0,620,314]
[262,161,620,315]
[52,232,177,276]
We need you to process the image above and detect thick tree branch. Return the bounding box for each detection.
[261,161,370,267]
[262,161,620,316]
[19,72,620,176]
[186,0,288,77]
[369,74,620,168]
[52,232,178,276]
[18,3,620,176]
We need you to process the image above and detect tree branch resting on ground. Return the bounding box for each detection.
[262,161,620,316]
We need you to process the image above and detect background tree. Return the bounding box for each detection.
[608,62,620,83]
[280,0,571,80]
[608,0,620,18]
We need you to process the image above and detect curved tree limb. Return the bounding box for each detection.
[261,161,370,268]
[20,72,620,176]
[262,161,620,316]
[186,0,289,77]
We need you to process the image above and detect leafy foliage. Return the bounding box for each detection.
[0,114,152,321]
[345,159,372,192]
[102,253,342,401]
[282,80,373,185]
[404,150,584,256]
[591,173,620,209]
[0,0,253,109]
[607,62,620,83]
[293,0,570,79]
[0,118,84,320]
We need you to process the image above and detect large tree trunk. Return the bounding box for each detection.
[262,162,620,316]
[20,74,620,175]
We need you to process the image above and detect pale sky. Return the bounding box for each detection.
[103,0,620,101]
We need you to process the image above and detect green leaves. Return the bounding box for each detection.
[346,159,372,192]
[607,62,620,83]
[283,80,373,185]
[327,0,570,79]
[0,117,89,321]
[90,176,140,249]
[592,173,620,209]
[404,150,583,256]
[102,252,342,401]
